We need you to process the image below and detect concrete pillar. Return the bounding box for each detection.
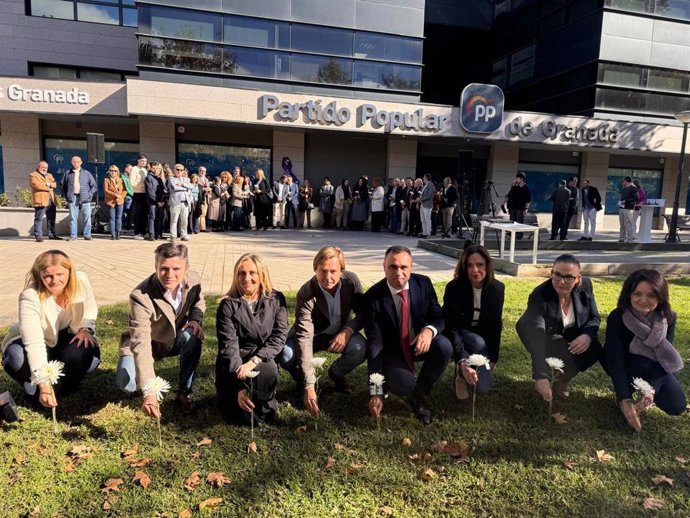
[486,143,519,202]
[139,119,175,165]
[387,138,417,180]
[0,114,41,194]
[581,151,609,230]
[273,130,305,181]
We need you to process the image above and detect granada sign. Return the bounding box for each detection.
[0,83,90,105]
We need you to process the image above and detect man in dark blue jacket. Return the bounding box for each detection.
[61,156,97,240]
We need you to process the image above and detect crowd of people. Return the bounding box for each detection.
[2,244,684,433]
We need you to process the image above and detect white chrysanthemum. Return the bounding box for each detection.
[32,360,65,385]
[311,357,327,369]
[545,357,565,373]
[632,377,655,397]
[245,370,260,379]
[142,376,171,402]
[369,373,385,387]
[467,354,490,368]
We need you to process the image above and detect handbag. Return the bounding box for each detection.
[307,202,314,210]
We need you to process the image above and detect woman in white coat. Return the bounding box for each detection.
[370,177,386,232]
[1,250,100,408]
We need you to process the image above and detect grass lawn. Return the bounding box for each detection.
[2,277,690,518]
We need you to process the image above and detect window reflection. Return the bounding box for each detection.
[224,16,289,49]
[226,47,289,79]
[292,55,352,85]
[31,0,73,20]
[146,6,220,41]
[292,25,352,57]
[354,62,421,91]
[30,0,136,27]
[139,37,222,73]
[177,143,271,183]
[77,3,118,25]
[354,33,422,63]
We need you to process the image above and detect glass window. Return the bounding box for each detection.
[491,58,508,89]
[32,65,78,79]
[509,45,535,85]
[224,47,289,79]
[647,68,687,93]
[143,6,221,41]
[291,25,353,57]
[595,87,644,112]
[224,16,289,49]
[30,0,73,20]
[354,61,421,91]
[80,70,121,81]
[139,37,222,73]
[77,3,119,25]
[653,0,690,20]
[517,163,579,213]
[354,33,422,64]
[606,168,662,214]
[599,63,643,87]
[291,55,352,85]
[122,7,137,27]
[177,143,271,183]
[605,0,648,13]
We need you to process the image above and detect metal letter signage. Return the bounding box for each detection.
[0,84,89,105]
[459,83,504,133]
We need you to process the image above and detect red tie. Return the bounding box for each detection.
[399,289,414,371]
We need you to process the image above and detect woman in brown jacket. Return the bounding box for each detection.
[104,165,126,240]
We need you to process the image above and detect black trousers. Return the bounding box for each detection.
[132,193,148,235]
[551,211,568,239]
[216,355,278,425]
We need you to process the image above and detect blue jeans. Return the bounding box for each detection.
[33,202,57,238]
[458,329,493,395]
[389,206,398,233]
[68,201,92,238]
[109,204,124,236]
[278,332,367,383]
[122,196,133,229]
[116,328,202,395]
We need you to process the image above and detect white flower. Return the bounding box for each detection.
[32,360,65,385]
[467,354,490,368]
[545,357,565,373]
[632,377,655,397]
[369,373,385,387]
[245,370,260,379]
[311,357,327,370]
[142,376,171,402]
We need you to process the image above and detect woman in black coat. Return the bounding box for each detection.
[516,254,602,403]
[443,245,504,400]
[604,269,685,431]
[216,253,288,425]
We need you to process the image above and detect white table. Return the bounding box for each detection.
[479,220,540,264]
[637,199,665,243]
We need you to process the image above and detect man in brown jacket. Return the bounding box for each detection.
[278,246,366,417]
[29,161,61,242]
[116,242,205,416]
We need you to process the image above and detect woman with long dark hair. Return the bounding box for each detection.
[604,269,686,431]
[350,176,369,230]
[335,179,352,230]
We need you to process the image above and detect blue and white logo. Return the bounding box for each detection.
[460,83,504,133]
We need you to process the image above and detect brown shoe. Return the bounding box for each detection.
[454,364,470,401]
[553,381,570,399]
[177,393,195,414]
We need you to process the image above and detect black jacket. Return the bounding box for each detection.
[581,186,603,211]
[443,277,505,363]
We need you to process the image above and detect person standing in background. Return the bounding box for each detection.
[61,156,96,241]
[104,165,126,240]
[579,179,602,241]
[121,164,134,231]
[29,161,61,242]
[130,154,149,240]
[618,176,639,243]
[564,176,579,240]
[632,179,647,237]
[505,172,531,239]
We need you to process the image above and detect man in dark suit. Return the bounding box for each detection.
[365,245,452,425]
[549,180,570,241]
[279,246,366,416]
[579,178,602,241]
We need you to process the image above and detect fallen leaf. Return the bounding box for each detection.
[133,470,151,490]
[347,448,359,456]
[423,452,433,462]
[206,472,231,488]
[552,413,568,424]
[401,437,412,447]
[183,472,202,491]
[334,443,346,450]
[595,450,614,463]
[198,497,223,510]
[675,454,688,465]
[420,468,436,481]
[121,446,138,458]
[562,460,578,470]
[408,453,420,461]
[127,458,151,468]
[64,461,75,473]
[29,505,40,516]
[347,463,364,475]
[378,505,394,515]
[651,475,674,486]
[105,319,114,325]
[102,498,115,511]
[196,437,213,447]
[13,454,25,466]
[513,404,524,411]
[247,442,258,454]
[294,425,308,434]
[101,478,125,493]
[430,440,448,452]
[190,451,200,461]
[69,445,95,459]
[8,472,24,485]
[444,441,470,460]
[642,497,665,511]
[179,510,192,518]
[323,457,336,471]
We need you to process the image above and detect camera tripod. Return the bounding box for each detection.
[470,180,501,243]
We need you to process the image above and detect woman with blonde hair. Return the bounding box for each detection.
[2,250,100,407]
[104,165,126,240]
[230,175,248,231]
[215,253,288,425]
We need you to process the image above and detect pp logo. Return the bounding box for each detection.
[459,83,504,133]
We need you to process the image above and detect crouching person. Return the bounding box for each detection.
[117,242,205,417]
[215,253,288,425]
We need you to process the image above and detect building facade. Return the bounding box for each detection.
[1,0,689,230]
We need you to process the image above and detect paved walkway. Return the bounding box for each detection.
[0,229,458,327]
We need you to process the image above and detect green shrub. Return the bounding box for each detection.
[12,186,33,208]
[0,192,10,207]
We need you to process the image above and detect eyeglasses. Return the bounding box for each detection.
[552,271,578,283]
[175,168,184,171]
